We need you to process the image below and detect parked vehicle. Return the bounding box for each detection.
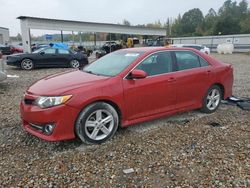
[6,47,88,70]
[20,47,233,144]
[31,43,50,52]
[126,37,140,48]
[0,44,11,55]
[0,53,7,82]
[9,45,23,54]
[171,44,211,54]
[96,41,121,58]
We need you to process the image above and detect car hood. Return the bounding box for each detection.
[27,70,110,96]
[8,53,31,58]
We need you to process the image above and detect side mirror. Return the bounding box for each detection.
[129,69,147,79]
[40,51,45,55]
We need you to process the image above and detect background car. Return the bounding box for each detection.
[20,47,233,144]
[0,52,7,82]
[172,44,211,54]
[31,43,50,52]
[6,47,88,70]
[0,43,11,55]
[95,41,121,58]
[9,45,23,54]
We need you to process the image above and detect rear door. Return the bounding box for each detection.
[57,49,72,67]
[172,50,212,109]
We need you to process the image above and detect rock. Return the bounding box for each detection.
[123,168,135,174]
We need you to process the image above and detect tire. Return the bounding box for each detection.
[70,59,80,68]
[96,52,100,59]
[75,102,119,144]
[21,59,34,70]
[201,85,222,113]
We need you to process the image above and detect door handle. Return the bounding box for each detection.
[206,70,212,75]
[168,77,176,82]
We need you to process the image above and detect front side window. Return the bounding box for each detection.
[83,51,143,77]
[175,51,201,71]
[136,51,173,76]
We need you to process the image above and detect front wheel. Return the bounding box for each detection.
[201,85,222,113]
[75,102,119,144]
[21,59,34,70]
[70,59,80,68]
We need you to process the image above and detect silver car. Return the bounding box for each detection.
[0,58,7,82]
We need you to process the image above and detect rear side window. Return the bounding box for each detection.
[136,51,173,76]
[175,51,200,71]
[58,49,70,54]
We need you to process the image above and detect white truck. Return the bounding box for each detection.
[0,52,7,82]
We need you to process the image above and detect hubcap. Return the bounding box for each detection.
[85,109,114,141]
[71,60,79,68]
[206,89,220,110]
[22,59,33,70]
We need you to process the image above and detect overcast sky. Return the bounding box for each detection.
[0,0,245,36]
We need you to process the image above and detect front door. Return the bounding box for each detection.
[123,51,177,120]
[36,48,58,67]
[57,49,72,67]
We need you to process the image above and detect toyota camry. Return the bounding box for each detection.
[20,47,233,144]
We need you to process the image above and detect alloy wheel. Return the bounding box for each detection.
[84,109,114,141]
[21,59,33,70]
[70,60,80,68]
[206,88,221,111]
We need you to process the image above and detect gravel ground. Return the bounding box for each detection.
[0,53,249,187]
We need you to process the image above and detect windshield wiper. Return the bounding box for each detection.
[83,70,100,76]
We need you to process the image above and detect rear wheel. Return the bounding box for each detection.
[75,102,119,144]
[201,85,222,113]
[21,59,34,70]
[70,59,80,68]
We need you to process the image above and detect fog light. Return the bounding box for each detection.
[43,124,55,135]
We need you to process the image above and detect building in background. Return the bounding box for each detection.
[0,27,10,45]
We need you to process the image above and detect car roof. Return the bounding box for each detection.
[172,44,203,47]
[118,47,200,54]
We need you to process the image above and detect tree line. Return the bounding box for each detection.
[169,0,250,37]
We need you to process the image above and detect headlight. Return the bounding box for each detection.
[35,95,72,109]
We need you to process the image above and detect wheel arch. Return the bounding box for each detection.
[212,83,225,99]
[92,99,122,126]
[75,98,123,127]
[21,57,34,61]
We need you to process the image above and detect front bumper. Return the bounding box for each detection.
[20,95,80,141]
[6,59,21,67]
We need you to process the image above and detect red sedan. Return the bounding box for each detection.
[9,45,23,54]
[20,47,233,144]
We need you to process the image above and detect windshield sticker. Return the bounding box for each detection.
[125,53,140,57]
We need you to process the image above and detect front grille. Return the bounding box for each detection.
[24,98,35,105]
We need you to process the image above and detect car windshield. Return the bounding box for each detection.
[83,51,143,77]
